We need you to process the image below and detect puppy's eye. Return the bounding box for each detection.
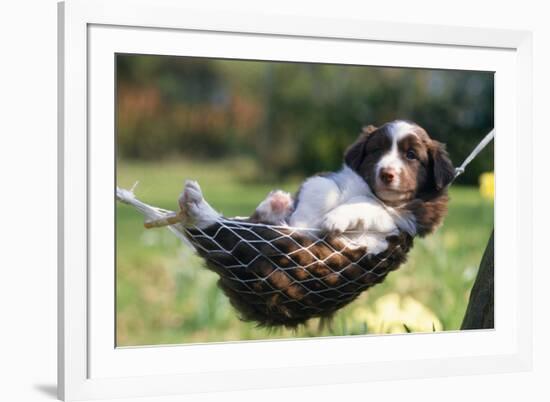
[406,149,417,160]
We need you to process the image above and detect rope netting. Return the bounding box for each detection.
[184,220,412,326]
[117,187,412,326]
[116,129,493,327]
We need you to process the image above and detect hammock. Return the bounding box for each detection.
[116,130,494,327]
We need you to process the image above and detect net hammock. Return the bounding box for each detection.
[116,130,494,327]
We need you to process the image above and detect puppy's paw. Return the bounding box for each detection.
[251,190,293,225]
[178,180,218,226]
[177,180,221,228]
[268,190,293,215]
[322,212,353,235]
[179,180,204,217]
[179,180,203,210]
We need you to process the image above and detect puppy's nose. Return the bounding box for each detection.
[380,168,396,185]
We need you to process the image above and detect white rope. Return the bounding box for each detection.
[216,217,394,234]
[116,184,197,251]
[453,129,494,179]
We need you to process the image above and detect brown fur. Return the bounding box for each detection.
[345,121,454,236]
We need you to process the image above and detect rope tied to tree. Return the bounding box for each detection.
[453,129,495,180]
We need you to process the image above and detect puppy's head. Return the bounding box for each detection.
[345,120,454,205]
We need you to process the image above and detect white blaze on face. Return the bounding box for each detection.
[375,121,417,189]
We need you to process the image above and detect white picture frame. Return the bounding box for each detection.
[58,0,533,400]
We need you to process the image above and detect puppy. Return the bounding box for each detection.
[180,120,453,254]
[288,120,454,237]
[250,120,454,252]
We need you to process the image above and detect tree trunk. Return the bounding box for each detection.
[461,231,494,330]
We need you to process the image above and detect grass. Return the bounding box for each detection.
[116,158,494,346]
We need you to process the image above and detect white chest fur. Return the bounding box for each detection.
[289,165,414,254]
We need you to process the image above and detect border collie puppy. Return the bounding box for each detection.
[289,120,454,235]
[179,120,454,254]
[253,120,454,248]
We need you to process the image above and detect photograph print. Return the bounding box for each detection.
[115,54,494,346]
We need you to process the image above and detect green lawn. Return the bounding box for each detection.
[116,158,494,346]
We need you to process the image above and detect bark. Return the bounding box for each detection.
[461,231,494,330]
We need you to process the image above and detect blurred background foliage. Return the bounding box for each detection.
[117,54,493,183]
[116,54,494,346]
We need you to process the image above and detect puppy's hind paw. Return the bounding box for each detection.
[178,179,220,228]
[178,180,204,211]
[185,180,204,202]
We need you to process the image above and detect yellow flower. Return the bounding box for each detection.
[353,293,442,334]
[479,172,495,200]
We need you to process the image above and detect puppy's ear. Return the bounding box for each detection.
[345,131,371,170]
[430,141,455,190]
[362,124,378,135]
[344,138,366,171]
[345,125,377,170]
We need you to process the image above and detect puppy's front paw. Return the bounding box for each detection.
[322,213,352,235]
